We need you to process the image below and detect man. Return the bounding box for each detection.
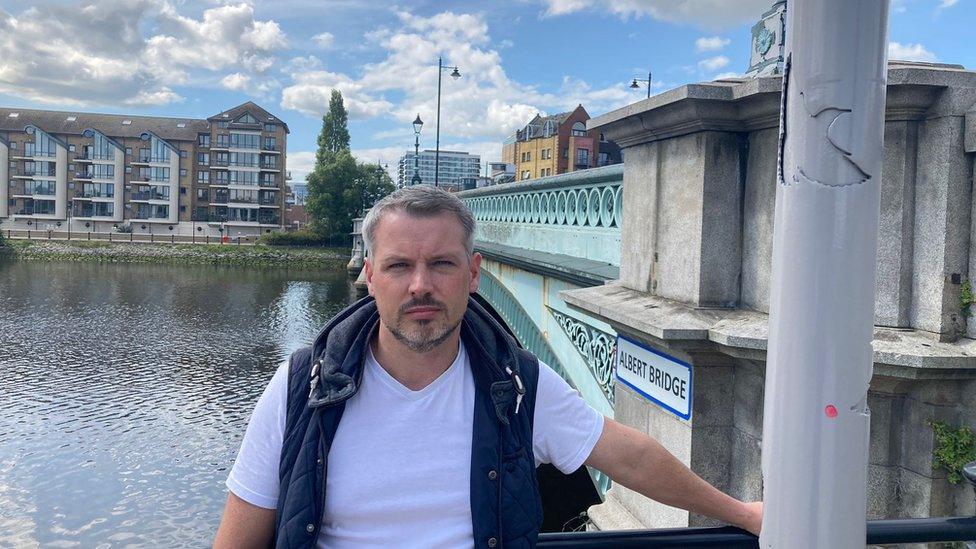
[214,185,762,548]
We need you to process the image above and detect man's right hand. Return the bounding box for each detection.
[213,492,276,549]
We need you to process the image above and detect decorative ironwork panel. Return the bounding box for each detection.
[547,306,616,405]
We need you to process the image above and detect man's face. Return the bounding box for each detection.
[365,211,481,353]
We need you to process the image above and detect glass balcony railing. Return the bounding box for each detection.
[131,192,170,201]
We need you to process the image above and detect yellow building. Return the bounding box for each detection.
[504,105,619,182]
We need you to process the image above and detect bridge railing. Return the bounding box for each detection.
[457,165,623,267]
[536,516,976,547]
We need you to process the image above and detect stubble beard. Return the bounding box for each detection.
[387,317,461,353]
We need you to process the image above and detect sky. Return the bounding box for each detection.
[0,0,972,186]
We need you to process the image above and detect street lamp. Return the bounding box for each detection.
[630,70,653,99]
[434,56,461,188]
[412,114,423,185]
[367,160,386,215]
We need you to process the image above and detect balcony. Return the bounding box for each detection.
[258,197,277,206]
[75,153,113,162]
[131,191,171,201]
[73,191,114,199]
[133,155,170,165]
[260,163,279,172]
[12,188,57,198]
[258,178,278,188]
[16,168,57,178]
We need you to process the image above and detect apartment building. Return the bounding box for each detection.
[396,149,480,190]
[0,101,288,237]
[505,105,621,182]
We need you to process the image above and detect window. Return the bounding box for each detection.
[237,112,259,124]
[92,133,115,160]
[263,136,276,151]
[572,121,586,136]
[179,168,187,177]
[9,142,15,149]
[198,134,211,147]
[197,152,209,165]
[520,170,530,180]
[197,188,209,200]
[598,152,610,166]
[197,171,210,183]
[262,155,276,169]
[563,148,568,159]
[229,133,260,149]
[180,186,187,195]
[576,148,589,167]
[125,147,132,155]
[263,123,277,132]
[179,149,187,158]
[218,121,229,129]
[69,144,76,152]
[125,166,132,174]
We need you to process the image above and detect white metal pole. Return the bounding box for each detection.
[760,1,889,547]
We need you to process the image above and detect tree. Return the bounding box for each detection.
[316,90,350,167]
[306,89,395,241]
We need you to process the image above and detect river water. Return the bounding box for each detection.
[0,258,358,547]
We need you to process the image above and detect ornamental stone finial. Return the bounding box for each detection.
[745,0,787,77]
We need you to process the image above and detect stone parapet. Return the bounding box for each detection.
[567,61,976,530]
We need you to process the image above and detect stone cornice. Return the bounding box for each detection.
[592,63,976,149]
[562,283,976,380]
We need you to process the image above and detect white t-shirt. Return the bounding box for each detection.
[226,341,605,548]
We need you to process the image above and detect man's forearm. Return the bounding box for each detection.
[585,419,760,533]
[621,435,752,528]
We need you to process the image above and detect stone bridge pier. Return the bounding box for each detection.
[564,62,976,530]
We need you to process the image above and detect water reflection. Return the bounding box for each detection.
[0,258,356,547]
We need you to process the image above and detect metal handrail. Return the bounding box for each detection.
[536,517,976,547]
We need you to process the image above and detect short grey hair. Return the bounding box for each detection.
[362,185,476,256]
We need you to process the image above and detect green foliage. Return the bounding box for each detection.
[306,89,395,240]
[258,229,329,247]
[960,280,974,317]
[307,151,394,239]
[316,90,351,167]
[930,421,976,485]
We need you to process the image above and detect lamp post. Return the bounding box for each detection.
[629,70,652,99]
[412,114,423,186]
[367,160,386,215]
[434,56,461,188]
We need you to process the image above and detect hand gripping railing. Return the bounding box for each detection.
[538,461,976,547]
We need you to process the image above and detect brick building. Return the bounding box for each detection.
[0,101,289,238]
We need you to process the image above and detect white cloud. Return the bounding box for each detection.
[279,10,633,149]
[0,1,288,106]
[888,41,937,62]
[312,31,334,49]
[697,55,730,72]
[288,151,317,185]
[221,72,250,90]
[695,36,730,52]
[938,0,959,9]
[713,71,741,80]
[540,0,771,28]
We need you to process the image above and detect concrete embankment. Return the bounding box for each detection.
[0,240,347,268]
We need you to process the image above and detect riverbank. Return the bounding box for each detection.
[0,240,347,268]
